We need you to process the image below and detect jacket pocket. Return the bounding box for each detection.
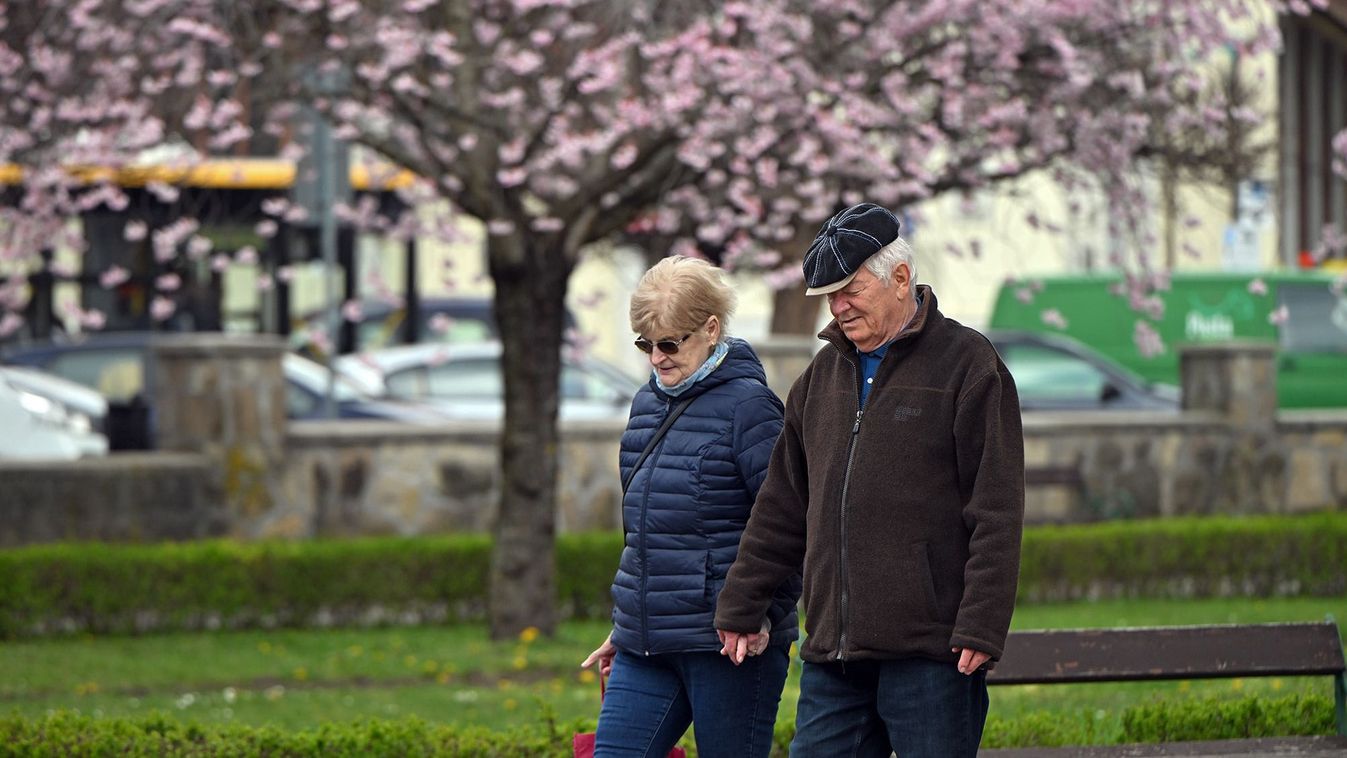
[847,541,940,652]
[703,551,722,602]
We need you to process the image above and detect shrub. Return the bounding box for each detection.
[2,513,1344,638]
[1121,693,1336,742]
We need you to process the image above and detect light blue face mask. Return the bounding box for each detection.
[655,340,730,396]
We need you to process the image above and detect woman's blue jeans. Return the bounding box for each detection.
[790,657,988,758]
[594,647,790,758]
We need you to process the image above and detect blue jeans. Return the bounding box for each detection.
[791,658,988,758]
[595,648,790,758]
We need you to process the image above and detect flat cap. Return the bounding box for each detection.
[802,203,902,296]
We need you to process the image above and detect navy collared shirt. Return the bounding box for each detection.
[858,343,888,408]
[857,293,921,408]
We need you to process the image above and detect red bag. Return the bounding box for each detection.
[572,676,687,758]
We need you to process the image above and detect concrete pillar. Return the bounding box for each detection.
[150,334,288,525]
[1177,341,1284,514]
[1180,342,1278,428]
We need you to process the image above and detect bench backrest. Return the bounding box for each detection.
[989,621,1345,685]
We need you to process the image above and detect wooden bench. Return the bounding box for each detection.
[983,620,1347,756]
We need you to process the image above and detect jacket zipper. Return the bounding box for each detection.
[834,353,866,661]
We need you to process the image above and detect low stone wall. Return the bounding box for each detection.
[1,337,1344,546]
[1022,410,1347,524]
[0,453,226,546]
[256,419,624,539]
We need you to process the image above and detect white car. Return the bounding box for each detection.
[0,370,109,459]
[335,342,639,422]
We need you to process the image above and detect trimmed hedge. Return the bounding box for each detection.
[0,713,567,757]
[1018,512,1347,602]
[2,512,1345,638]
[1120,693,1337,743]
[0,694,1336,755]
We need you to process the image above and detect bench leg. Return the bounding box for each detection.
[1337,671,1346,737]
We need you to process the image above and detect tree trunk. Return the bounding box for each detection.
[770,286,823,335]
[486,233,572,640]
[768,229,825,336]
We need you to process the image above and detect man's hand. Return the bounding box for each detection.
[717,624,769,665]
[952,646,991,675]
[581,633,617,677]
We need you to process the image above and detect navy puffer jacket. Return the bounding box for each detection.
[611,337,801,655]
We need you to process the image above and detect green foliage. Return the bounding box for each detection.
[0,712,570,757]
[1018,512,1347,602]
[0,536,496,638]
[15,694,1306,756]
[982,709,1113,748]
[2,514,1344,638]
[1120,693,1336,742]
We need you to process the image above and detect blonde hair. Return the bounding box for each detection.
[630,255,736,340]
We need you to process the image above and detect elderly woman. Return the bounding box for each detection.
[581,255,800,758]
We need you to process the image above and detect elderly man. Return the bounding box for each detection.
[714,203,1025,757]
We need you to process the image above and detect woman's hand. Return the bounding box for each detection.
[581,632,617,677]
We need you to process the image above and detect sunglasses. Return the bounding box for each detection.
[634,332,693,355]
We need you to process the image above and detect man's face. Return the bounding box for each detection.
[825,265,910,352]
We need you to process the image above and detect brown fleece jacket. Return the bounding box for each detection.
[714,285,1025,663]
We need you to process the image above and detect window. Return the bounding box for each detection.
[1000,344,1109,403]
[1279,283,1347,352]
[47,350,144,403]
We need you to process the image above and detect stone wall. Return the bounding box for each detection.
[1,337,1344,545]
[0,453,225,546]
[254,420,624,539]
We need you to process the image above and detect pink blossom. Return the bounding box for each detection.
[1133,320,1165,358]
[78,308,106,330]
[99,266,131,289]
[341,299,363,323]
[123,221,148,241]
[155,273,181,291]
[1268,305,1289,326]
[236,246,259,265]
[1248,278,1268,296]
[428,313,455,334]
[497,168,527,187]
[150,296,176,322]
[186,236,213,259]
[1041,309,1068,329]
[0,312,23,338]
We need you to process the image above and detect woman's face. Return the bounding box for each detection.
[640,316,719,386]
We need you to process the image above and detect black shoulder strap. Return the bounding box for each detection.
[622,397,693,494]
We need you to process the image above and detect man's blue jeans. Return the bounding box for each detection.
[595,648,790,758]
[790,657,988,758]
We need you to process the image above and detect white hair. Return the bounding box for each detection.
[864,236,917,285]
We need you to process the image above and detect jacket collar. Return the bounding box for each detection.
[819,284,939,353]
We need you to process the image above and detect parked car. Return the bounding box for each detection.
[291,296,580,356]
[984,330,1180,411]
[0,364,109,434]
[0,370,108,459]
[336,342,639,421]
[1,332,452,450]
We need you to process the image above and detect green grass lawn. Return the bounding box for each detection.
[2,596,1343,738]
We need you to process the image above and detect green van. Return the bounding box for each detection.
[988,271,1347,408]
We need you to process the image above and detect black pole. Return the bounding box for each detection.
[403,238,419,345]
[338,225,357,354]
[273,223,292,337]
